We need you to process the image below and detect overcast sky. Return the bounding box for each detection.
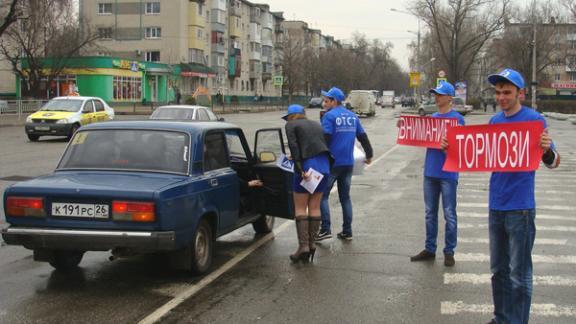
[263,0,419,70]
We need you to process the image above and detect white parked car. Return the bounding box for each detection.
[149,105,224,122]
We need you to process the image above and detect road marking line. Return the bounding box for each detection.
[457,253,576,264]
[459,237,568,245]
[444,273,576,286]
[459,223,576,232]
[459,202,574,211]
[459,211,575,222]
[138,221,292,324]
[441,301,576,317]
[460,188,574,195]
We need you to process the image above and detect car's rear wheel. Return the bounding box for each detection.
[418,109,426,116]
[49,250,84,271]
[27,134,39,142]
[67,124,80,141]
[252,214,275,234]
[190,219,213,275]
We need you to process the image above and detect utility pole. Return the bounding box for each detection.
[531,6,538,109]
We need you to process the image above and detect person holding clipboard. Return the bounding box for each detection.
[283,104,331,263]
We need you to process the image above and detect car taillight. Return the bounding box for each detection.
[112,201,155,222]
[6,197,46,217]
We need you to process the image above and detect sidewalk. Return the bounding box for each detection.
[0,104,286,128]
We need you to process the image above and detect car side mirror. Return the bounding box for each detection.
[218,117,225,122]
[259,151,276,163]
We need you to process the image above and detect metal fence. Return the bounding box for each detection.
[0,100,49,115]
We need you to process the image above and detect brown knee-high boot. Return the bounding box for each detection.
[308,216,321,262]
[290,216,310,263]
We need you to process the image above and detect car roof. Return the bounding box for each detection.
[51,96,103,101]
[155,105,211,110]
[81,120,239,134]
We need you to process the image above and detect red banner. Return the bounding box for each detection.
[443,121,544,172]
[396,115,459,148]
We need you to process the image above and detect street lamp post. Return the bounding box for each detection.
[391,8,422,102]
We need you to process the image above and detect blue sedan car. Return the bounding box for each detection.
[2,121,294,274]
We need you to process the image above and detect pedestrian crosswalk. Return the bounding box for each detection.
[439,159,576,322]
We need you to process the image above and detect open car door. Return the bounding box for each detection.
[252,128,294,220]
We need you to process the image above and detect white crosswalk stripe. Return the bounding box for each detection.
[458,237,569,245]
[458,202,574,211]
[459,212,575,222]
[457,253,576,264]
[441,301,576,317]
[459,223,576,232]
[444,273,576,286]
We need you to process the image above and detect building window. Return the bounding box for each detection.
[555,74,561,81]
[145,2,160,14]
[188,48,205,64]
[570,73,576,81]
[198,3,203,16]
[197,29,203,39]
[98,28,113,40]
[98,3,113,15]
[145,51,160,62]
[113,76,142,101]
[145,27,161,39]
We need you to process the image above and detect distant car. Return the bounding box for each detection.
[452,97,473,115]
[2,120,294,274]
[308,97,323,108]
[25,96,114,142]
[344,90,377,117]
[401,97,416,108]
[150,105,224,121]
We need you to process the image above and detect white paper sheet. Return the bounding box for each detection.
[299,168,324,194]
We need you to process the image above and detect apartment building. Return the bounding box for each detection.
[79,0,297,101]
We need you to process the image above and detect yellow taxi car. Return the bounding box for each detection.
[25,96,115,141]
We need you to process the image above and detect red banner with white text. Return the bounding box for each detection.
[396,115,459,148]
[443,121,544,172]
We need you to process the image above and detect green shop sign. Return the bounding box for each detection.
[273,75,284,86]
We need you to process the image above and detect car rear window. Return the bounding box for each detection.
[150,107,195,120]
[58,129,190,174]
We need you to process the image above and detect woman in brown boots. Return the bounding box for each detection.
[282,104,331,263]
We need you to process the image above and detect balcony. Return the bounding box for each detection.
[250,13,262,24]
[229,5,241,17]
[211,42,225,54]
[250,51,261,61]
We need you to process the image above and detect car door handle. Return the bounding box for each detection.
[210,178,218,187]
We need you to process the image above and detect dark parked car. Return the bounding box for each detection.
[2,121,293,274]
[308,97,323,108]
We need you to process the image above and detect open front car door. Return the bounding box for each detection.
[252,128,294,220]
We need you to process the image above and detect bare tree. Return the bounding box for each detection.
[0,0,20,37]
[410,0,509,82]
[0,0,100,98]
[493,0,566,88]
[280,32,305,102]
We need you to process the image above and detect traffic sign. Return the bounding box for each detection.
[436,78,447,87]
[409,72,421,88]
[438,70,446,78]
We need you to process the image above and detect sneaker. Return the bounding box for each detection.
[410,250,436,262]
[336,232,353,241]
[315,230,332,241]
[444,254,455,267]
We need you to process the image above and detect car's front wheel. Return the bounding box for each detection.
[27,134,39,142]
[190,219,213,275]
[67,124,80,141]
[252,214,275,234]
[49,250,84,271]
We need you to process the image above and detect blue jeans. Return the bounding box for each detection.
[320,166,353,235]
[423,176,458,255]
[489,209,536,324]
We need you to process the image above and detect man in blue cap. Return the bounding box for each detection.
[483,68,560,324]
[409,81,465,267]
[316,87,373,241]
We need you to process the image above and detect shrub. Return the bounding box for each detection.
[184,96,196,105]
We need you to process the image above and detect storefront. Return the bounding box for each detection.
[176,63,216,96]
[18,57,178,104]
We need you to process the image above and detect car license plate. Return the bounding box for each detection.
[51,203,109,218]
[35,126,50,131]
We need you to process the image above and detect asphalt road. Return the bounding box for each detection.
[0,107,575,323]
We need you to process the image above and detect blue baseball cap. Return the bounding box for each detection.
[282,104,305,120]
[321,87,345,102]
[488,68,525,89]
[429,81,455,97]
